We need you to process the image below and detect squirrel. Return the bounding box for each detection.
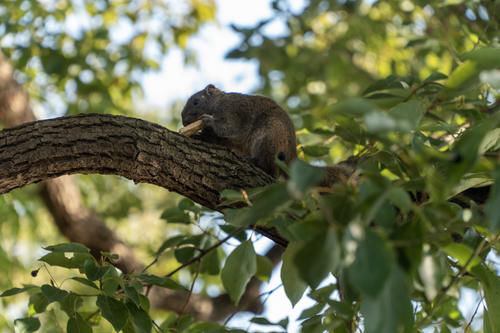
[181,84,355,185]
[181,84,297,177]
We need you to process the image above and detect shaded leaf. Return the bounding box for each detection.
[14,318,41,333]
[349,230,393,297]
[295,228,340,289]
[361,267,413,333]
[485,168,500,232]
[96,295,129,332]
[41,284,68,304]
[224,184,289,227]
[44,243,90,253]
[67,313,92,333]
[288,159,324,199]
[72,277,99,290]
[160,207,191,224]
[281,242,308,307]
[135,274,186,291]
[221,240,257,304]
[0,286,36,297]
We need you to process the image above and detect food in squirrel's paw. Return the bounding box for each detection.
[179,119,204,137]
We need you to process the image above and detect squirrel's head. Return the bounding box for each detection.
[181,84,222,125]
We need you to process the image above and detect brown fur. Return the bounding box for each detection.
[182,85,297,176]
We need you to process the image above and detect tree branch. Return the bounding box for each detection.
[0,114,274,208]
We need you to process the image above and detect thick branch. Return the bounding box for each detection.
[0,114,274,208]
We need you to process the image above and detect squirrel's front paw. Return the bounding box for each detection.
[200,114,216,128]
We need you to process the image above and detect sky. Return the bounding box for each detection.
[142,0,305,108]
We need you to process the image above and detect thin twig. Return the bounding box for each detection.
[464,295,484,332]
[416,234,499,329]
[145,226,245,296]
[179,261,201,318]
[166,226,245,278]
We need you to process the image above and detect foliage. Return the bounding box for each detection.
[1,0,500,333]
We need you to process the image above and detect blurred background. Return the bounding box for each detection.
[0,0,498,332]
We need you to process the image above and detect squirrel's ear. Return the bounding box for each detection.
[205,84,220,96]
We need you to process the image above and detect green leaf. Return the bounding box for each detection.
[287,159,324,199]
[40,284,68,304]
[361,267,413,333]
[1,286,36,297]
[302,145,330,157]
[485,168,500,232]
[349,230,393,297]
[160,207,191,224]
[424,72,448,82]
[71,277,99,290]
[125,286,141,307]
[387,187,412,213]
[44,243,90,253]
[440,60,479,99]
[174,236,202,263]
[479,128,500,154]
[298,303,325,320]
[449,173,493,199]
[96,295,129,332]
[221,240,257,304]
[281,242,307,306]
[364,111,396,133]
[84,259,111,281]
[102,267,121,297]
[334,98,378,116]
[464,47,500,69]
[387,100,424,132]
[442,243,481,269]
[224,183,289,227]
[14,317,41,333]
[60,293,83,317]
[250,317,278,326]
[471,265,500,333]
[255,255,273,282]
[200,247,220,275]
[126,302,153,333]
[135,274,187,291]
[295,228,340,289]
[67,313,92,333]
[156,235,188,256]
[39,252,92,269]
[363,76,404,95]
[29,292,48,314]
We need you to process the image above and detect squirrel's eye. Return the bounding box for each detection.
[193,98,200,106]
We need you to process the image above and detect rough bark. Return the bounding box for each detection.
[0,114,274,206]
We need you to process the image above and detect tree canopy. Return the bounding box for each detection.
[0,0,499,332]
